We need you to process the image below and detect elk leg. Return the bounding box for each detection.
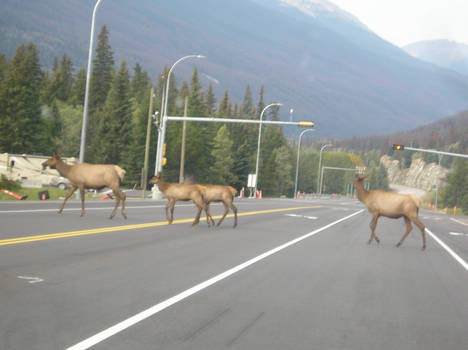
[368,214,380,244]
[231,202,238,228]
[192,205,202,226]
[109,189,121,220]
[120,191,127,219]
[166,199,175,223]
[79,187,86,217]
[58,185,77,214]
[205,203,215,226]
[411,215,426,250]
[216,202,229,227]
[396,216,412,248]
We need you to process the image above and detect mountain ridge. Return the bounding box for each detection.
[1,0,468,137]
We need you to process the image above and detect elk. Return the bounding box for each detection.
[354,175,426,250]
[42,154,127,219]
[201,185,238,227]
[149,173,211,226]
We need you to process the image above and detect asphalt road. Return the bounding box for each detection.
[0,197,467,350]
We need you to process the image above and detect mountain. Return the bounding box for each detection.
[2,0,468,137]
[330,110,468,154]
[403,40,468,76]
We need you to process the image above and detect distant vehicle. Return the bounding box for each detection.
[48,176,71,190]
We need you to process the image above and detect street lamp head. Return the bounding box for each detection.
[196,55,206,59]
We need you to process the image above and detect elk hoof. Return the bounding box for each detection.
[421,246,426,251]
[396,242,401,247]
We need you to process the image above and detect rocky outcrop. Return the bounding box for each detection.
[380,155,448,191]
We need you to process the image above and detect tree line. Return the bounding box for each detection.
[1,25,394,197]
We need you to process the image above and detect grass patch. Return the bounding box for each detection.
[0,187,73,200]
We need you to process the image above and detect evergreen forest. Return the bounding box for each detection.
[2,25,465,206]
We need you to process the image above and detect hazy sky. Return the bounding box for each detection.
[330,0,468,47]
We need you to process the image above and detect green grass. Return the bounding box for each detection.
[0,187,73,200]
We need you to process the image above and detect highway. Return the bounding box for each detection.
[0,197,467,350]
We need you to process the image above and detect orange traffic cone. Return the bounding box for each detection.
[1,189,27,200]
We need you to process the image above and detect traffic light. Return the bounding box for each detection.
[392,144,405,151]
[162,157,167,166]
[299,121,314,127]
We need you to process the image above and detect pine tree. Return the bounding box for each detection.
[241,85,253,117]
[94,60,131,165]
[89,25,114,110]
[72,67,86,106]
[87,25,115,161]
[209,125,238,185]
[0,54,7,83]
[0,43,45,153]
[130,62,151,103]
[205,84,217,117]
[257,85,265,118]
[441,159,468,211]
[218,90,230,117]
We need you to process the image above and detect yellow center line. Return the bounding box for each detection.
[0,206,320,246]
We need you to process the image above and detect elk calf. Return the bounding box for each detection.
[149,173,211,226]
[201,185,238,227]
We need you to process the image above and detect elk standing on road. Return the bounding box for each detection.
[149,173,211,226]
[42,154,127,219]
[201,185,238,227]
[354,175,426,250]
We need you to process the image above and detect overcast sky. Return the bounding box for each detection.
[330,0,468,47]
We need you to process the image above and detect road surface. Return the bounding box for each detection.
[0,197,467,349]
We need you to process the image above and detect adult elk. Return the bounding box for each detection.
[42,154,127,219]
[149,173,211,226]
[354,175,426,250]
[201,185,238,227]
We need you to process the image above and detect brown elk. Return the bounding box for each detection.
[201,185,238,227]
[42,154,127,219]
[354,175,426,250]
[149,173,211,226]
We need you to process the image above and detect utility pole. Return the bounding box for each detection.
[141,87,154,199]
[179,96,189,183]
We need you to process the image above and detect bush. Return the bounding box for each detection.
[0,174,22,191]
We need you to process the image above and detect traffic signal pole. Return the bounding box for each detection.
[151,115,314,199]
[392,145,468,159]
[392,144,467,211]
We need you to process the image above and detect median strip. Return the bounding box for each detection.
[0,206,320,246]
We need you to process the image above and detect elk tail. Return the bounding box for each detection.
[229,186,238,198]
[114,166,126,183]
[409,194,421,208]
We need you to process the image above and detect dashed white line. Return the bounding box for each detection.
[426,228,468,272]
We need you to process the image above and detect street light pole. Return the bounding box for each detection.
[79,0,104,163]
[254,103,282,195]
[317,143,332,195]
[152,55,205,199]
[294,129,314,198]
[154,55,205,175]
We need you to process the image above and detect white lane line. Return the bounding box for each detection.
[450,218,468,226]
[284,214,317,219]
[426,228,468,272]
[17,276,44,284]
[66,209,365,350]
[449,232,468,237]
